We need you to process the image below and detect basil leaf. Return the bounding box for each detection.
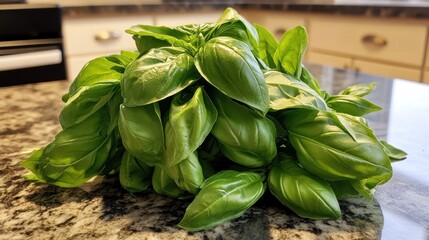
[329,180,360,199]
[60,80,119,129]
[119,151,152,193]
[206,21,253,50]
[282,109,392,181]
[211,90,277,168]
[152,166,185,198]
[268,159,341,219]
[176,23,215,49]
[339,82,377,97]
[100,127,123,175]
[118,103,164,166]
[132,35,170,55]
[195,36,269,115]
[67,54,132,99]
[21,107,113,187]
[121,46,200,106]
[274,26,308,78]
[380,140,407,161]
[197,134,221,162]
[254,24,278,69]
[126,25,193,51]
[163,151,204,195]
[213,7,259,51]
[178,170,265,231]
[265,70,328,111]
[300,66,322,95]
[327,95,382,116]
[164,86,217,166]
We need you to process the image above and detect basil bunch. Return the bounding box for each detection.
[22,8,407,231]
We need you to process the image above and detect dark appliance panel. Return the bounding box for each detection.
[0,4,67,87]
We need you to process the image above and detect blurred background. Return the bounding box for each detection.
[1,0,429,85]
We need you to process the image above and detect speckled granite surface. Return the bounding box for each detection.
[0,80,383,239]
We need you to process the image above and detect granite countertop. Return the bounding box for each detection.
[1,66,411,240]
[1,65,428,239]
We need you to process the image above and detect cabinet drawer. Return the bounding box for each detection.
[309,18,427,67]
[306,51,352,70]
[63,15,153,57]
[354,59,421,82]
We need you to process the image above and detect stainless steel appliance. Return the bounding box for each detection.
[0,3,66,87]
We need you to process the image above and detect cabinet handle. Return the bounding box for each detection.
[94,31,121,42]
[361,34,387,48]
[275,28,286,37]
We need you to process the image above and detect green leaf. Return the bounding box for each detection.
[67,54,132,99]
[60,80,119,129]
[211,90,277,168]
[132,35,170,55]
[195,36,269,115]
[265,70,328,111]
[338,82,377,97]
[119,151,153,193]
[282,109,392,181]
[21,107,113,187]
[274,26,308,78]
[380,140,407,161]
[163,151,204,195]
[329,180,360,199]
[152,166,185,198]
[126,25,193,51]
[121,46,200,107]
[254,24,278,68]
[327,95,382,116]
[164,86,218,166]
[300,66,322,95]
[206,21,253,50]
[178,170,265,231]
[268,158,341,219]
[197,134,221,162]
[212,7,259,51]
[118,104,164,166]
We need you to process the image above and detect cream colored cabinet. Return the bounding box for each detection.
[307,16,426,82]
[154,10,222,27]
[63,14,153,80]
[63,10,222,80]
[240,10,307,39]
[422,37,429,84]
[306,52,352,70]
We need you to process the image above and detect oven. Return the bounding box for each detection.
[0,3,67,87]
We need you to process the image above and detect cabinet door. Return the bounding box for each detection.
[155,11,222,27]
[63,15,153,57]
[354,59,421,82]
[309,17,427,67]
[306,51,352,70]
[241,10,306,39]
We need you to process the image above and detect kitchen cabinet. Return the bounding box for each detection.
[306,15,426,82]
[63,10,222,80]
[63,14,153,80]
[154,10,222,27]
[62,7,429,84]
[240,9,428,83]
[240,9,306,39]
[422,36,429,84]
